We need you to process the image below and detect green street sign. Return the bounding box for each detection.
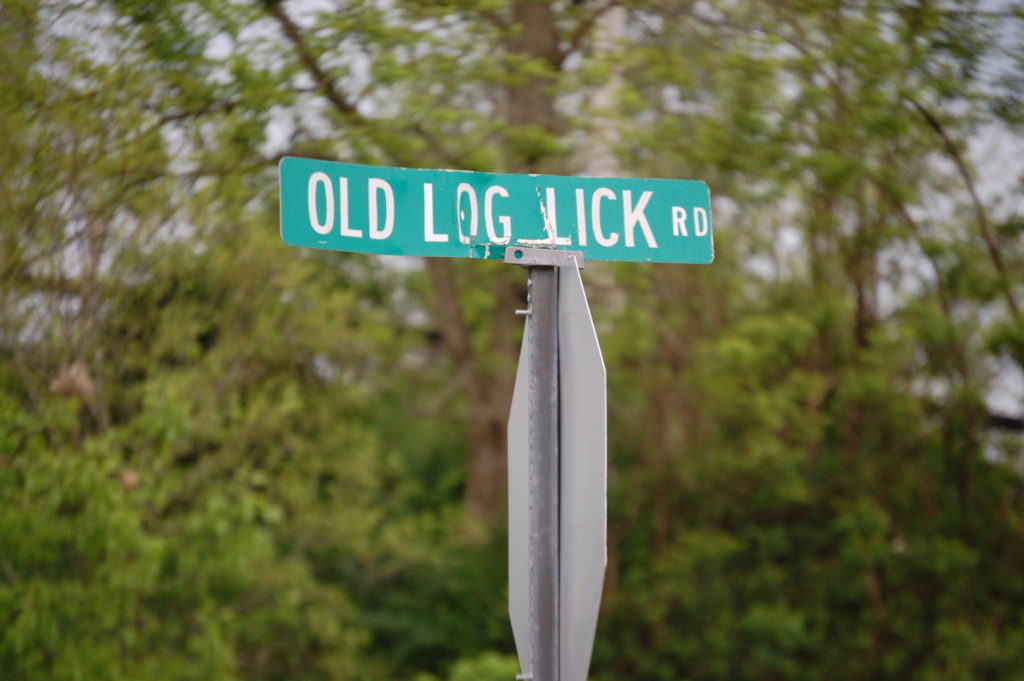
[279,157,713,264]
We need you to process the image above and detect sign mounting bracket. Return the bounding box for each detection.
[504,247,586,269]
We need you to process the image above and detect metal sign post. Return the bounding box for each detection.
[506,247,607,681]
[529,261,560,681]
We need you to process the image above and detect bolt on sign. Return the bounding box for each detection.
[280,157,713,264]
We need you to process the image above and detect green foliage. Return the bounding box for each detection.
[2,0,1024,680]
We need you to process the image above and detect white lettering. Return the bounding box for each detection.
[423,183,447,243]
[338,177,361,237]
[456,183,479,245]
[575,188,588,246]
[543,187,572,246]
[368,178,394,240]
[308,172,334,235]
[694,206,709,237]
[591,187,619,247]
[485,185,512,244]
[623,190,657,248]
[672,206,688,236]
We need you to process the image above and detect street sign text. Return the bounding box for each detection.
[280,157,713,264]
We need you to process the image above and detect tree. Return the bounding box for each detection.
[3,0,1023,680]
[594,2,1024,679]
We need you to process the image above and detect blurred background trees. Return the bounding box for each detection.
[1,0,1023,680]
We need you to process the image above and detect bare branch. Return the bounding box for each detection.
[263,3,466,169]
[557,0,623,67]
[908,96,1021,320]
[265,3,362,120]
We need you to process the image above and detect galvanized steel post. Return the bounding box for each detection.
[527,264,560,681]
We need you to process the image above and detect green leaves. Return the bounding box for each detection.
[3,0,1024,680]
